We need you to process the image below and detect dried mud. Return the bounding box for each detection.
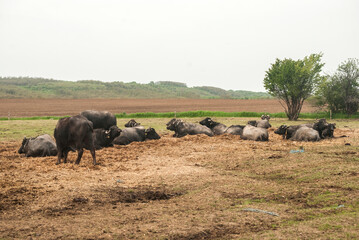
[1,126,358,239]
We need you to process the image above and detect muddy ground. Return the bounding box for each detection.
[1,123,358,239]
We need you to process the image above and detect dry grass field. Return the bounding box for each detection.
[0,99,358,239]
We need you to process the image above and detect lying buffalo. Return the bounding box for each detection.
[145,127,161,140]
[93,125,122,150]
[247,115,271,129]
[80,110,116,130]
[54,115,96,165]
[199,117,243,135]
[112,126,160,145]
[18,134,57,157]
[313,119,336,139]
[166,118,213,138]
[124,119,141,127]
[240,125,268,141]
[290,126,320,142]
[274,124,313,139]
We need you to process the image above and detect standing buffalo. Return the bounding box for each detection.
[199,117,243,135]
[18,134,57,157]
[166,118,213,138]
[93,125,122,150]
[80,110,116,130]
[54,115,96,165]
[240,125,269,141]
[112,126,160,145]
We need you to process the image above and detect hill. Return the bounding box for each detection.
[0,77,270,99]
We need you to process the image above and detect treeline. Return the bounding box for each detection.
[0,77,270,99]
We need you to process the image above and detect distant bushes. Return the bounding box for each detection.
[0,77,270,99]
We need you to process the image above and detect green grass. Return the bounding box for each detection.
[1,110,359,121]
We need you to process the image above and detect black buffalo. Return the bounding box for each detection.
[80,110,117,130]
[93,125,122,150]
[199,117,242,135]
[112,126,160,145]
[18,134,57,157]
[145,127,161,140]
[54,115,96,165]
[124,119,141,127]
[313,119,336,139]
[274,124,313,139]
[166,118,213,138]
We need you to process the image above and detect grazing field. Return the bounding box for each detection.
[1,117,359,239]
[0,98,317,118]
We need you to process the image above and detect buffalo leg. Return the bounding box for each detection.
[90,148,96,165]
[63,150,69,163]
[56,150,62,165]
[75,149,84,164]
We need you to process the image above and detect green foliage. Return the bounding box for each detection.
[316,58,359,115]
[264,53,325,120]
[2,111,358,122]
[0,77,270,99]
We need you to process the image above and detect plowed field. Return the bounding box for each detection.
[0,98,316,117]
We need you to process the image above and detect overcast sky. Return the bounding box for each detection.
[1,0,358,92]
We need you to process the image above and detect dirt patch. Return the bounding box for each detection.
[0,126,359,239]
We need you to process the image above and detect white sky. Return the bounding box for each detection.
[0,0,358,92]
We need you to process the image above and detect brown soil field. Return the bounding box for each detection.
[0,98,317,117]
[1,117,359,239]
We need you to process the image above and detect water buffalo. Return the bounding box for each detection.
[274,124,313,139]
[80,110,116,130]
[290,126,320,142]
[313,119,336,139]
[18,134,57,157]
[240,125,268,141]
[124,119,141,127]
[248,115,272,129]
[112,126,160,145]
[54,115,96,165]
[93,125,122,150]
[199,117,243,135]
[166,118,213,138]
[145,127,161,140]
[112,126,146,145]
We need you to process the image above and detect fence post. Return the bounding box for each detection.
[330,110,332,120]
[8,111,10,120]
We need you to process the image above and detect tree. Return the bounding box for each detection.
[317,58,359,115]
[263,53,325,120]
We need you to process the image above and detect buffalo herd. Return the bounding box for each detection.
[17,111,338,165]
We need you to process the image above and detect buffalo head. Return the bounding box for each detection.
[145,127,161,140]
[274,125,288,136]
[125,119,141,128]
[166,118,182,131]
[18,137,29,154]
[199,117,214,128]
[105,125,122,139]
